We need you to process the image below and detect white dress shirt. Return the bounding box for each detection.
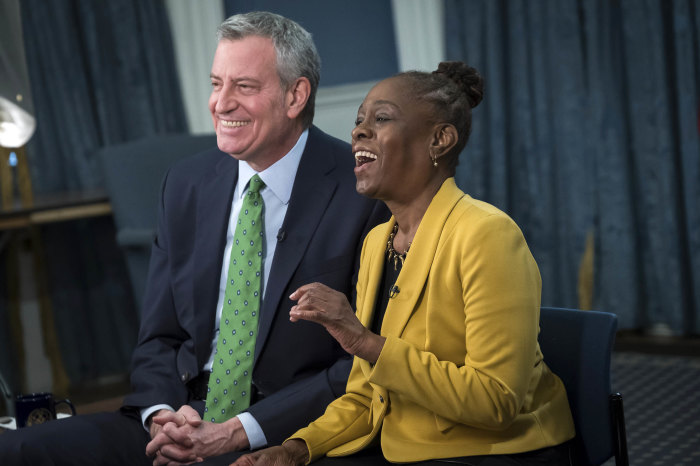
[141,130,308,451]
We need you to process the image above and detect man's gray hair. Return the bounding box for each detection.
[217,11,321,129]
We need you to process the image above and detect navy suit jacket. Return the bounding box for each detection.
[123,126,388,445]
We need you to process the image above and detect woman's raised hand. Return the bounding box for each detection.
[289,283,385,363]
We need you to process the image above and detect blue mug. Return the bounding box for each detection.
[14,392,76,428]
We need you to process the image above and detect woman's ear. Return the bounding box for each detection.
[286,77,311,120]
[430,124,459,161]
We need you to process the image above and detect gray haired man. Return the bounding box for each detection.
[0,11,387,465]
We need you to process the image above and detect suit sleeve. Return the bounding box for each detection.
[368,214,542,430]
[244,357,352,446]
[123,169,191,410]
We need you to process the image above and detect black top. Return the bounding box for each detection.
[371,254,403,334]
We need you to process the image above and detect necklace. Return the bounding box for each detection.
[386,223,411,270]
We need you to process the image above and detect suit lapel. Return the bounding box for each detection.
[380,178,465,338]
[254,129,338,363]
[193,154,238,361]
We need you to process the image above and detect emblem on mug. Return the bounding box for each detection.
[27,407,52,426]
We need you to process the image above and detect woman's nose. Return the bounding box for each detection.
[351,122,371,141]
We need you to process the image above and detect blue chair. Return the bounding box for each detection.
[98,133,217,312]
[539,307,629,466]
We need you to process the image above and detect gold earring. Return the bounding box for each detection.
[430,154,438,167]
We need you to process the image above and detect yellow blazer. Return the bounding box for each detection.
[291,178,575,462]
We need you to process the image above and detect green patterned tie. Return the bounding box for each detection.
[205,174,265,422]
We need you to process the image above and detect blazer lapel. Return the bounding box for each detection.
[254,129,338,364]
[380,178,465,338]
[193,154,238,362]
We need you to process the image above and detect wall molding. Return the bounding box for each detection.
[314,81,378,142]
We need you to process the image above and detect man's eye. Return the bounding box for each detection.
[238,83,257,92]
[376,116,390,122]
[354,118,364,126]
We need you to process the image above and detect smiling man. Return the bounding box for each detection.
[0,11,387,466]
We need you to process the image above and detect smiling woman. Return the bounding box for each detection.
[351,72,461,215]
[233,62,577,466]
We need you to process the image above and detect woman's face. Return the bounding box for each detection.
[352,77,438,202]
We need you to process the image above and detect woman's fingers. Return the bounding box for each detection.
[289,306,323,323]
[289,282,321,301]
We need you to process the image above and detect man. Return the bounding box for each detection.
[0,11,386,465]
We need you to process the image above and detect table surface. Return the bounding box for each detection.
[0,189,111,230]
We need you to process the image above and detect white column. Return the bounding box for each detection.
[391,0,445,72]
[165,0,224,134]
[19,249,52,393]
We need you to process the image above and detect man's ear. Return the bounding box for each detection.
[430,124,459,161]
[286,77,311,120]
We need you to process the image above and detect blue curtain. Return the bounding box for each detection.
[0,0,187,393]
[445,0,700,334]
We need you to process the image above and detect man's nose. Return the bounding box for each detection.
[215,85,239,113]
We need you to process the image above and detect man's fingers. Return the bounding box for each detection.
[146,432,171,456]
[153,411,184,426]
[159,443,198,463]
[152,450,171,466]
[177,404,202,427]
[162,422,195,447]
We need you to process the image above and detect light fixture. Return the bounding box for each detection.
[0,95,36,209]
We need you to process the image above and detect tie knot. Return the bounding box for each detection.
[248,174,265,194]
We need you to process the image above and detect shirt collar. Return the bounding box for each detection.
[236,129,309,204]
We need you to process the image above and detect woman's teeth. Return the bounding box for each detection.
[354,151,377,164]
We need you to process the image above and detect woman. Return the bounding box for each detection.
[235,62,575,465]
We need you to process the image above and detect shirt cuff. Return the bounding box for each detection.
[140,404,174,432]
[237,412,268,450]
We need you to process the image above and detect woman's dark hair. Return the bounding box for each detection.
[397,61,484,175]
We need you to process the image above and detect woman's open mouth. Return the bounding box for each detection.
[354,150,378,167]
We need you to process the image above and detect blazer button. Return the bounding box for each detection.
[379,395,384,403]
[181,372,189,382]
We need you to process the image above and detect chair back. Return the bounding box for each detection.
[0,370,14,417]
[539,306,618,466]
[99,133,217,310]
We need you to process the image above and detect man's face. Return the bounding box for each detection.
[209,36,300,171]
